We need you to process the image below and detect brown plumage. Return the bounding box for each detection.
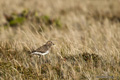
[31,41,54,55]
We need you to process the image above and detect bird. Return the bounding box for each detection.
[31,41,54,56]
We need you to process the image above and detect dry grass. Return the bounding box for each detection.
[0,0,120,80]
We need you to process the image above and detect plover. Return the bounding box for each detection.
[31,41,54,56]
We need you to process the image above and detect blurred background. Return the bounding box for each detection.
[0,0,120,28]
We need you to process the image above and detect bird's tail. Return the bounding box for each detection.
[27,49,35,54]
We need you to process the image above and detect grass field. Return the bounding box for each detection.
[0,0,120,80]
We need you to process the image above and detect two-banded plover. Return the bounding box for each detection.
[31,41,54,56]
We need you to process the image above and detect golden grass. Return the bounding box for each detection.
[0,0,120,80]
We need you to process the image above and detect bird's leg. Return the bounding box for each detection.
[38,55,42,64]
[42,56,45,63]
[39,55,41,58]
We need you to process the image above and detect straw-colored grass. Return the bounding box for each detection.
[0,0,120,80]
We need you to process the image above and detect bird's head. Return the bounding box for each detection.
[46,41,54,47]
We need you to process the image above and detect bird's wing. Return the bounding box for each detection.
[35,45,48,53]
